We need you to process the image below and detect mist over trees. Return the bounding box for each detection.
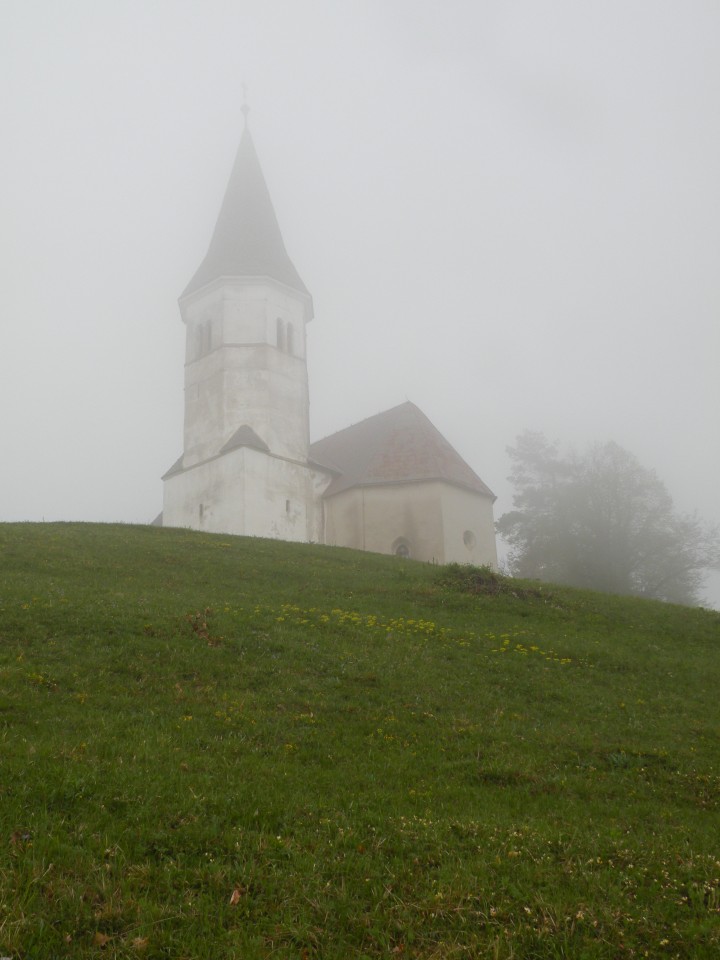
[497,432,720,606]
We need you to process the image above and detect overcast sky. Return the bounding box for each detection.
[2,1,719,604]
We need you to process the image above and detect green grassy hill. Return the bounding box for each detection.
[1,523,719,959]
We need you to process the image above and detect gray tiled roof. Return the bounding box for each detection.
[182,126,308,298]
[310,402,495,499]
[220,425,270,455]
[161,425,269,481]
[161,454,185,480]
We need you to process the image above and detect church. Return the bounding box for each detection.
[161,115,497,567]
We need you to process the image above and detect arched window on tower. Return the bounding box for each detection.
[276,317,285,352]
[286,323,294,356]
[195,319,212,359]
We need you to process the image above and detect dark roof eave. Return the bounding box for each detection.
[179,273,314,318]
[307,457,342,476]
[322,476,496,501]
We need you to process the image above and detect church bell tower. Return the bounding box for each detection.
[162,109,321,541]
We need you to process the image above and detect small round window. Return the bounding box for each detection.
[463,530,476,550]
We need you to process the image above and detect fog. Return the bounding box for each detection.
[2,1,719,604]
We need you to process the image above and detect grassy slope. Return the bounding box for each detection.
[0,522,719,959]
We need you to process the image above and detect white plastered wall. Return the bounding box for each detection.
[438,484,497,567]
[163,446,325,543]
[322,480,497,567]
[180,278,311,467]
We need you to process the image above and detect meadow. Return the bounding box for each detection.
[0,522,718,958]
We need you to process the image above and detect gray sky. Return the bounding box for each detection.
[2,1,719,604]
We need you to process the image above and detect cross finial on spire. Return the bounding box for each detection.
[241,82,250,126]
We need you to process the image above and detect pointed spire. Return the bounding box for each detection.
[241,81,250,126]
[182,113,308,298]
